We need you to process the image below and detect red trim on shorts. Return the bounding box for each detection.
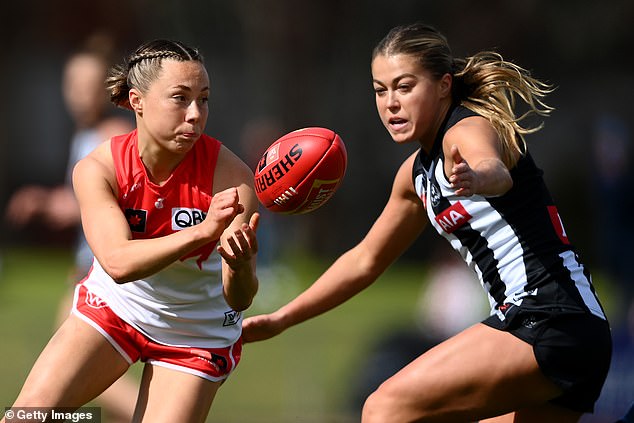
[72,284,241,382]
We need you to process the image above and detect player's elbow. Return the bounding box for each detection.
[476,160,513,197]
[225,291,256,312]
[227,297,253,312]
[107,268,136,284]
[357,241,394,274]
[489,173,513,197]
[97,257,138,284]
[110,273,136,284]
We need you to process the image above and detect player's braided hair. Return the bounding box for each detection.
[373,23,554,167]
[106,39,203,110]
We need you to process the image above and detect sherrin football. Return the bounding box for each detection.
[254,127,347,214]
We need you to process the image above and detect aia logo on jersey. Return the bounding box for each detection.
[435,202,472,233]
[125,208,147,233]
[172,207,207,230]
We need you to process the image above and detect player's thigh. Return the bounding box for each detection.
[13,314,130,407]
[133,363,222,423]
[363,323,563,422]
[480,402,582,423]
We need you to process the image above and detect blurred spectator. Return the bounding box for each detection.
[6,33,130,269]
[3,33,137,423]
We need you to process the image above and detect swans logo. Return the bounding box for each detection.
[172,207,207,230]
[85,290,108,309]
[223,310,241,326]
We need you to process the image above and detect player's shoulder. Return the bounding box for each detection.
[446,114,492,139]
[444,114,499,153]
[75,140,114,178]
[90,139,114,161]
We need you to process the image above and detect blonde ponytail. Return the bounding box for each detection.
[453,52,554,167]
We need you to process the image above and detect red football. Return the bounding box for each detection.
[254,127,347,214]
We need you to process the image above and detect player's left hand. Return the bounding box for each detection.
[218,212,259,269]
[449,144,478,196]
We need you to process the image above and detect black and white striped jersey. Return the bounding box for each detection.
[412,105,606,322]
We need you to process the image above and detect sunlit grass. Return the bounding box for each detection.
[0,248,425,422]
[1,247,623,422]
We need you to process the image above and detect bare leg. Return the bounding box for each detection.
[1,315,130,423]
[132,363,222,423]
[361,323,579,423]
[56,288,137,423]
[97,376,139,423]
[481,402,582,423]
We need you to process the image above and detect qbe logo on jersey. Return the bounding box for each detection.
[172,207,207,230]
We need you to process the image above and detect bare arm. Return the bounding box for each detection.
[444,116,514,197]
[242,152,428,342]
[214,145,260,311]
[73,142,244,284]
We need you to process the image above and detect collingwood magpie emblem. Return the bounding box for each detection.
[430,183,441,207]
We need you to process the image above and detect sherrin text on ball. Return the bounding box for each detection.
[254,127,347,214]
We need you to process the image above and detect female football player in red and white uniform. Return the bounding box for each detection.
[3,39,259,423]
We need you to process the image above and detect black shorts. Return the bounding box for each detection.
[482,304,612,413]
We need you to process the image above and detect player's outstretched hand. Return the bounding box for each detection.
[242,313,286,343]
[448,144,478,197]
[218,212,259,269]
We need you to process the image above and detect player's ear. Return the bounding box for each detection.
[439,73,452,98]
[129,88,143,114]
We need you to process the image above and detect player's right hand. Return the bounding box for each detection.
[242,313,286,343]
[206,187,244,239]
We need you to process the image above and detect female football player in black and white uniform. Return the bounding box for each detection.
[243,23,612,422]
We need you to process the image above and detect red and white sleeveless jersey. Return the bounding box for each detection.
[82,130,242,348]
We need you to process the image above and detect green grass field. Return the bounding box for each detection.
[0,247,428,423]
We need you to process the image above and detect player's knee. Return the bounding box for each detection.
[362,381,443,423]
[362,388,402,423]
[362,390,385,423]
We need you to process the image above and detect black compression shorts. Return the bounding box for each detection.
[483,304,612,413]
